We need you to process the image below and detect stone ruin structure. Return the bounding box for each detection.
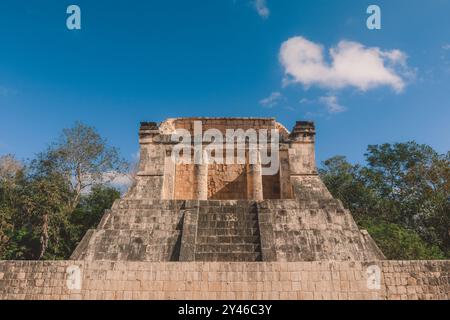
[0,118,448,300]
[70,118,385,263]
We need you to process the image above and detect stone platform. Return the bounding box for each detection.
[2,117,448,300]
[70,197,385,262]
[0,260,448,300]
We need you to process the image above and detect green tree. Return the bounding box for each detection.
[0,122,127,260]
[359,219,445,260]
[70,185,120,248]
[319,156,377,220]
[35,122,127,213]
[320,142,450,259]
[0,155,25,258]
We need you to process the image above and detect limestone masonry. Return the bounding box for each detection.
[0,117,448,300]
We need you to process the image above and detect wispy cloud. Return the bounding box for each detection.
[259,91,282,108]
[253,0,270,19]
[79,171,133,195]
[106,172,133,189]
[318,95,346,113]
[300,95,346,114]
[299,98,312,104]
[280,36,413,93]
[441,44,450,74]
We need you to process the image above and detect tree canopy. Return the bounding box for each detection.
[0,123,124,260]
[319,142,449,259]
[1,130,448,261]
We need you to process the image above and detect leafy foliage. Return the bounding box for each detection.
[34,121,127,212]
[320,142,449,259]
[0,123,124,260]
[1,131,447,261]
[359,219,445,260]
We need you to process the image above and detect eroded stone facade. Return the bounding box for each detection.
[0,260,448,300]
[1,117,448,300]
[70,118,385,262]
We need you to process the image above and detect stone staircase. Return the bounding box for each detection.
[194,202,263,261]
[71,198,384,263]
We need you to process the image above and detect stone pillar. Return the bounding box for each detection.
[279,147,293,199]
[194,150,208,200]
[179,201,200,261]
[288,121,316,176]
[162,147,176,200]
[288,121,327,200]
[246,148,263,200]
[130,122,166,199]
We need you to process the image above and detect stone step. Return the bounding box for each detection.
[194,252,262,262]
[197,200,256,207]
[115,203,184,210]
[113,209,183,216]
[198,215,259,222]
[115,206,181,211]
[105,220,182,227]
[196,228,259,237]
[195,244,261,253]
[101,225,182,231]
[200,206,257,212]
[196,235,261,244]
[197,221,259,229]
[106,216,182,224]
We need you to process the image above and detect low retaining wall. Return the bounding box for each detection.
[0,260,448,300]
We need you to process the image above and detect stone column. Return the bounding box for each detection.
[162,147,176,200]
[288,121,316,175]
[194,150,208,200]
[287,121,328,200]
[246,148,263,200]
[132,122,166,199]
[279,147,293,199]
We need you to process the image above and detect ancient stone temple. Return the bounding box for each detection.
[0,118,448,300]
[70,118,385,263]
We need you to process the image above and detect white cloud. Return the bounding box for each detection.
[79,171,133,195]
[253,0,270,18]
[318,95,346,113]
[443,44,450,50]
[259,91,282,108]
[102,171,133,188]
[299,98,314,104]
[279,36,411,93]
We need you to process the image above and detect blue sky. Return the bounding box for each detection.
[0,0,449,166]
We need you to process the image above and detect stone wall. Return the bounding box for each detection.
[71,200,186,262]
[175,164,250,200]
[131,118,294,201]
[174,164,196,200]
[162,118,290,138]
[261,198,385,261]
[0,260,448,300]
[70,198,384,263]
[174,163,282,201]
[208,164,247,200]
